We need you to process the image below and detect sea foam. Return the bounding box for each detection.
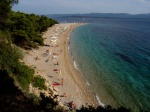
[86,81,90,86]
[74,61,78,70]
[96,95,105,107]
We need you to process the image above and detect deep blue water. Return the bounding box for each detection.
[56,18,150,111]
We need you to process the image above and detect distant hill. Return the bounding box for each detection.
[47,13,150,19]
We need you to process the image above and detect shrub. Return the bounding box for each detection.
[15,64,34,89]
[13,44,24,59]
[32,76,47,90]
[0,30,11,42]
[32,36,44,45]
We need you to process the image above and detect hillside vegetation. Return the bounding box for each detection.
[0,0,58,91]
[5,11,58,49]
[0,0,62,111]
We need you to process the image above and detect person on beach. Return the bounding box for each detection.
[63,93,67,97]
[35,56,39,61]
[71,101,76,109]
[46,49,48,52]
[60,93,67,97]
[46,50,49,55]
[35,47,39,50]
[61,78,64,86]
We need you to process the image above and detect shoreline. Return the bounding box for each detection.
[23,23,98,108]
[64,23,99,106]
[66,24,105,107]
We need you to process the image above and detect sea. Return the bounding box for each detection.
[53,17,150,111]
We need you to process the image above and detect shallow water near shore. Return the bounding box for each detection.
[67,18,150,111]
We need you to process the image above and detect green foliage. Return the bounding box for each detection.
[39,15,56,32]
[0,40,34,90]
[13,45,24,60]
[15,64,34,89]
[32,35,44,45]
[0,0,11,29]
[0,30,11,42]
[7,11,58,49]
[0,70,38,112]
[30,42,39,48]
[10,0,19,6]
[0,41,18,74]
[12,30,30,47]
[32,76,47,90]
[0,0,18,29]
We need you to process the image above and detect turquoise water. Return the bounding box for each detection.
[68,19,150,111]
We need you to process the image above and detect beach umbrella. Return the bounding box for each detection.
[59,70,62,78]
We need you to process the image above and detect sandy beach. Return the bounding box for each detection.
[23,23,98,109]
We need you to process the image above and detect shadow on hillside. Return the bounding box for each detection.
[0,70,37,112]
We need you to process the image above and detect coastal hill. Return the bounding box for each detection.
[47,13,150,19]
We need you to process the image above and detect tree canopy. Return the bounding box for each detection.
[3,11,57,48]
[10,0,19,6]
[0,0,18,29]
[1,0,58,49]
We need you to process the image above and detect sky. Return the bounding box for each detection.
[12,0,150,15]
